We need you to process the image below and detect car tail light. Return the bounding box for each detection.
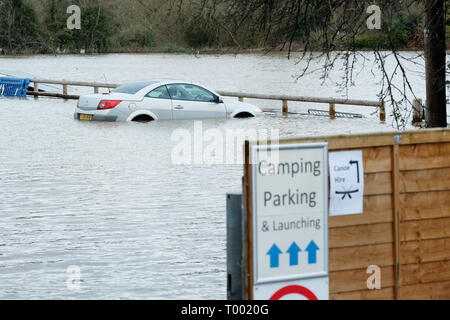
[97,100,121,110]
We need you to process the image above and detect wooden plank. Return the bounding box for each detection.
[401,260,450,286]
[329,194,392,228]
[401,238,450,265]
[364,172,392,195]
[400,191,450,221]
[29,78,120,88]
[362,146,392,173]
[277,128,450,150]
[330,243,394,271]
[330,223,393,248]
[330,266,394,293]
[399,142,450,171]
[400,217,450,242]
[398,280,450,300]
[27,91,79,100]
[400,129,450,146]
[331,287,394,300]
[400,167,450,193]
[216,91,380,107]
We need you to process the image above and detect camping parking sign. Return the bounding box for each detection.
[251,142,329,300]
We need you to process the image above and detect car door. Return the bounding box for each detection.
[133,85,173,120]
[168,84,226,120]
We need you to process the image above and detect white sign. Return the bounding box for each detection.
[329,150,364,216]
[252,143,329,299]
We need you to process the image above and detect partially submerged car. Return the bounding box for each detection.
[74,80,264,122]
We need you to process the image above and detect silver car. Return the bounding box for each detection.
[74,80,264,122]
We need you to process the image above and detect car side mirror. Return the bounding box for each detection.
[215,95,224,104]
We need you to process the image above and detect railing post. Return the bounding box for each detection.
[412,98,423,125]
[238,97,244,102]
[329,103,335,119]
[33,82,39,99]
[282,100,288,114]
[379,100,386,122]
[94,86,99,94]
[62,84,68,100]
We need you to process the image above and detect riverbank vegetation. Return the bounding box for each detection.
[0,0,438,55]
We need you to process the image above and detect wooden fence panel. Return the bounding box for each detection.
[260,129,450,299]
[330,267,394,293]
[399,142,450,171]
[400,191,450,221]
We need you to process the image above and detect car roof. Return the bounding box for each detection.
[118,80,220,97]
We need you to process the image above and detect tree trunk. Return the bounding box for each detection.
[425,0,447,127]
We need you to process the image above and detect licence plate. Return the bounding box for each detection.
[79,114,93,121]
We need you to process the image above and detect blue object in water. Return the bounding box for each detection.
[0,78,30,97]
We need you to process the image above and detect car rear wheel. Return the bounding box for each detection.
[131,114,154,123]
[234,112,254,118]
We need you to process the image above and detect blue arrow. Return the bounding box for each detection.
[286,242,301,266]
[266,244,282,268]
[305,240,320,264]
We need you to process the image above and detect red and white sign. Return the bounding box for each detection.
[253,271,329,300]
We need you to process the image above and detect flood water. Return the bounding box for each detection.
[0,52,440,299]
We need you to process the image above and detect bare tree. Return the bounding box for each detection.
[169,0,447,129]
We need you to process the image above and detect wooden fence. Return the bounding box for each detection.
[26,78,389,122]
[246,128,450,299]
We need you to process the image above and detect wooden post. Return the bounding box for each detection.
[329,103,336,119]
[33,82,39,99]
[412,98,423,125]
[379,100,386,122]
[282,100,288,114]
[94,86,99,94]
[239,97,244,102]
[243,140,253,300]
[62,84,68,100]
[391,138,402,300]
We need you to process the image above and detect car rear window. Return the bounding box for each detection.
[112,82,157,94]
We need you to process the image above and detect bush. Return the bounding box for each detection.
[166,43,189,53]
[185,16,217,48]
[386,12,422,48]
[122,31,155,48]
[351,36,383,49]
[349,12,423,50]
[0,0,39,52]
[44,3,118,53]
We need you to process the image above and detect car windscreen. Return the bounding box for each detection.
[112,82,157,94]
